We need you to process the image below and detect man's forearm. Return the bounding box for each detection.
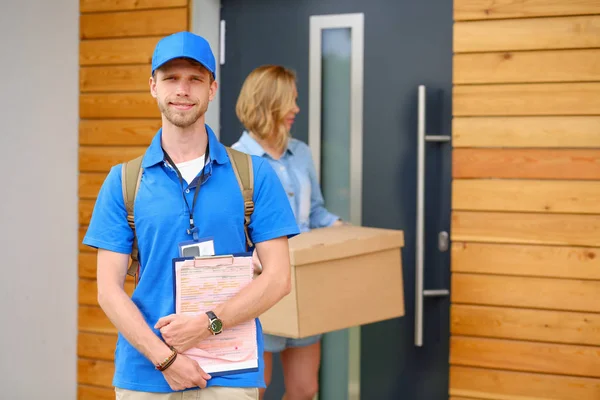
[98,287,173,364]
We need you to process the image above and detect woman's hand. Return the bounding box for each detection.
[332,218,350,227]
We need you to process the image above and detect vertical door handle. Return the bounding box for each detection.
[415,85,451,347]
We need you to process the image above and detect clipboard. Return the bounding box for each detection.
[172,253,258,376]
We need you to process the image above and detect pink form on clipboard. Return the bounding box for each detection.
[174,255,258,375]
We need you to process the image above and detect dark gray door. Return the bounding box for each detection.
[219,1,452,399]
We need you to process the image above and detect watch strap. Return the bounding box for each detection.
[206,310,217,321]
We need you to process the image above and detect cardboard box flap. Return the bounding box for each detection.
[289,225,404,266]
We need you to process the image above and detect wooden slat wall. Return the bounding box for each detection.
[451,1,600,399]
[78,1,189,397]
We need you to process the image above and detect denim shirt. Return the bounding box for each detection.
[232,132,339,233]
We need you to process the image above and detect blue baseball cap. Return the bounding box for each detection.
[151,31,216,79]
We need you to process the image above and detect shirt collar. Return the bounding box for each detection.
[238,131,295,158]
[142,125,228,168]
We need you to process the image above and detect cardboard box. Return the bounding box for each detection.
[260,225,405,338]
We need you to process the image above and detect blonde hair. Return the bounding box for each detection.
[236,65,297,152]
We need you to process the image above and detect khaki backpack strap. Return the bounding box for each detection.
[121,155,144,280]
[225,147,254,249]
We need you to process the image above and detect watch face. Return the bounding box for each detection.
[211,319,223,333]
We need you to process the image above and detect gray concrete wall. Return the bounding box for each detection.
[0,0,79,397]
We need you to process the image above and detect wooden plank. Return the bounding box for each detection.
[79,279,134,306]
[451,304,600,346]
[78,358,113,387]
[453,149,600,180]
[454,49,600,84]
[455,0,600,21]
[80,37,159,66]
[453,83,600,116]
[79,279,100,306]
[454,15,600,52]
[80,226,92,252]
[79,146,146,173]
[452,179,600,214]
[81,0,187,13]
[451,242,600,280]
[80,65,150,92]
[78,332,117,361]
[451,273,600,313]
[80,119,159,146]
[450,336,600,378]
[78,306,116,334]
[79,252,97,279]
[452,211,600,247]
[80,93,159,119]
[452,116,600,148]
[79,172,108,199]
[78,385,114,400]
[80,199,96,225]
[450,365,600,400]
[80,8,187,39]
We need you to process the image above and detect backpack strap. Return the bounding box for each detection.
[225,147,254,250]
[121,155,144,281]
[120,148,254,285]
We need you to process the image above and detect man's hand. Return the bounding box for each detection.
[162,354,211,391]
[155,314,209,353]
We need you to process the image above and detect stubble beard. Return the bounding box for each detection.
[158,98,208,128]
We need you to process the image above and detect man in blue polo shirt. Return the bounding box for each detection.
[83,31,299,399]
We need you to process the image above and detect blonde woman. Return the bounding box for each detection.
[232,65,343,400]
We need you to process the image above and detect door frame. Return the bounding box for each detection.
[307,13,366,400]
[308,13,364,225]
[191,0,222,138]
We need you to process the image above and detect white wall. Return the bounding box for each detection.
[0,1,79,398]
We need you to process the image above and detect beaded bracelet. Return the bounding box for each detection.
[155,346,178,371]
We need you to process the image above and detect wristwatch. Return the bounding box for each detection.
[206,311,223,335]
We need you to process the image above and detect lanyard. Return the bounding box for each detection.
[162,144,210,241]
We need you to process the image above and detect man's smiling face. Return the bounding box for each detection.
[150,58,217,128]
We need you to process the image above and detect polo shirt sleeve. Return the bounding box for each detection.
[248,157,300,243]
[82,165,134,254]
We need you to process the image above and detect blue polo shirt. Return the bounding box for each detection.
[83,126,299,392]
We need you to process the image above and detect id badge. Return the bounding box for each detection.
[178,237,215,258]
